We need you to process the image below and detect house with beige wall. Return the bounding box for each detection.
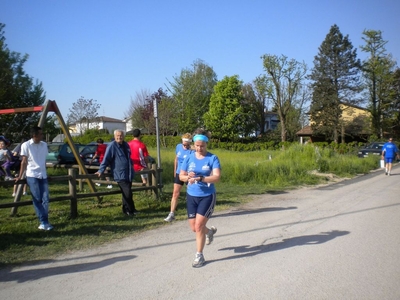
[297,103,372,143]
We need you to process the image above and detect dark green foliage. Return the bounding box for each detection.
[204,75,249,140]
[0,23,46,141]
[309,24,362,143]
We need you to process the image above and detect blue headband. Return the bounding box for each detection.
[193,134,209,142]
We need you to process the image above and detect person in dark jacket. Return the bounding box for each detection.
[95,129,138,216]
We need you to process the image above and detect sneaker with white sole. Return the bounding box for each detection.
[206,226,217,245]
[95,183,101,186]
[192,253,205,268]
[164,212,175,222]
[38,223,54,231]
[107,185,113,189]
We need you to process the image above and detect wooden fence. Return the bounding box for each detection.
[0,164,163,219]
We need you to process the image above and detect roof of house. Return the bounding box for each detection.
[296,125,313,136]
[95,116,124,123]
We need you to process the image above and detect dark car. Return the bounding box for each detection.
[46,143,86,165]
[357,142,385,158]
[79,143,101,165]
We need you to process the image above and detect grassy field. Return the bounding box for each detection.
[0,144,380,268]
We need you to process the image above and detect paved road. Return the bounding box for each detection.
[1,166,399,300]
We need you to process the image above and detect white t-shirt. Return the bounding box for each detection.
[20,139,48,179]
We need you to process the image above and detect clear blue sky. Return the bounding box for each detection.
[2,0,400,120]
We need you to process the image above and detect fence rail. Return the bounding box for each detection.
[0,164,163,219]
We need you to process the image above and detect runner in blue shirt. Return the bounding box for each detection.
[381,137,399,176]
[180,129,221,268]
[164,133,194,222]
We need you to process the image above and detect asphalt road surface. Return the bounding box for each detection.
[1,165,399,300]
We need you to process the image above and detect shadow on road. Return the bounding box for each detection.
[210,230,350,264]
[215,206,297,218]
[0,255,136,283]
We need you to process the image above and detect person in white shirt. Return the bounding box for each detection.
[15,126,53,231]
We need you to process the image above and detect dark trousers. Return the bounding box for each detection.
[118,181,136,214]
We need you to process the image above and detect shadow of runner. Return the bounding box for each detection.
[0,255,136,283]
[209,230,350,264]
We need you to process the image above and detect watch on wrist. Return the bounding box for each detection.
[199,176,204,182]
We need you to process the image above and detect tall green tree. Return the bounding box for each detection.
[67,97,100,134]
[204,75,247,140]
[261,54,307,142]
[361,29,397,138]
[167,59,217,133]
[309,24,362,143]
[0,23,46,140]
[392,69,400,136]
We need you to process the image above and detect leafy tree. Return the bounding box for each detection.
[167,59,217,133]
[150,88,178,138]
[309,24,362,143]
[360,29,397,138]
[127,89,153,130]
[129,88,177,139]
[241,83,260,137]
[0,23,46,141]
[261,54,308,142]
[204,75,247,140]
[251,75,272,135]
[391,69,400,136]
[67,97,100,134]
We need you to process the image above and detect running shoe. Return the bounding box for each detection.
[206,226,217,245]
[107,185,113,189]
[164,212,175,222]
[38,223,54,231]
[192,253,205,268]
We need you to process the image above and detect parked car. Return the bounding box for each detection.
[357,142,385,158]
[79,143,101,165]
[46,143,86,165]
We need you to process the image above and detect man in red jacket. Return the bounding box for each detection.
[128,129,149,184]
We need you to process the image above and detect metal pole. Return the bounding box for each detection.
[153,99,163,193]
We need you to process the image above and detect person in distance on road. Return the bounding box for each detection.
[381,137,399,176]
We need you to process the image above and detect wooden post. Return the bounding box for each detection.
[78,167,83,191]
[11,172,26,216]
[68,168,78,219]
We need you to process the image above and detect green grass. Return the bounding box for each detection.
[0,144,381,268]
